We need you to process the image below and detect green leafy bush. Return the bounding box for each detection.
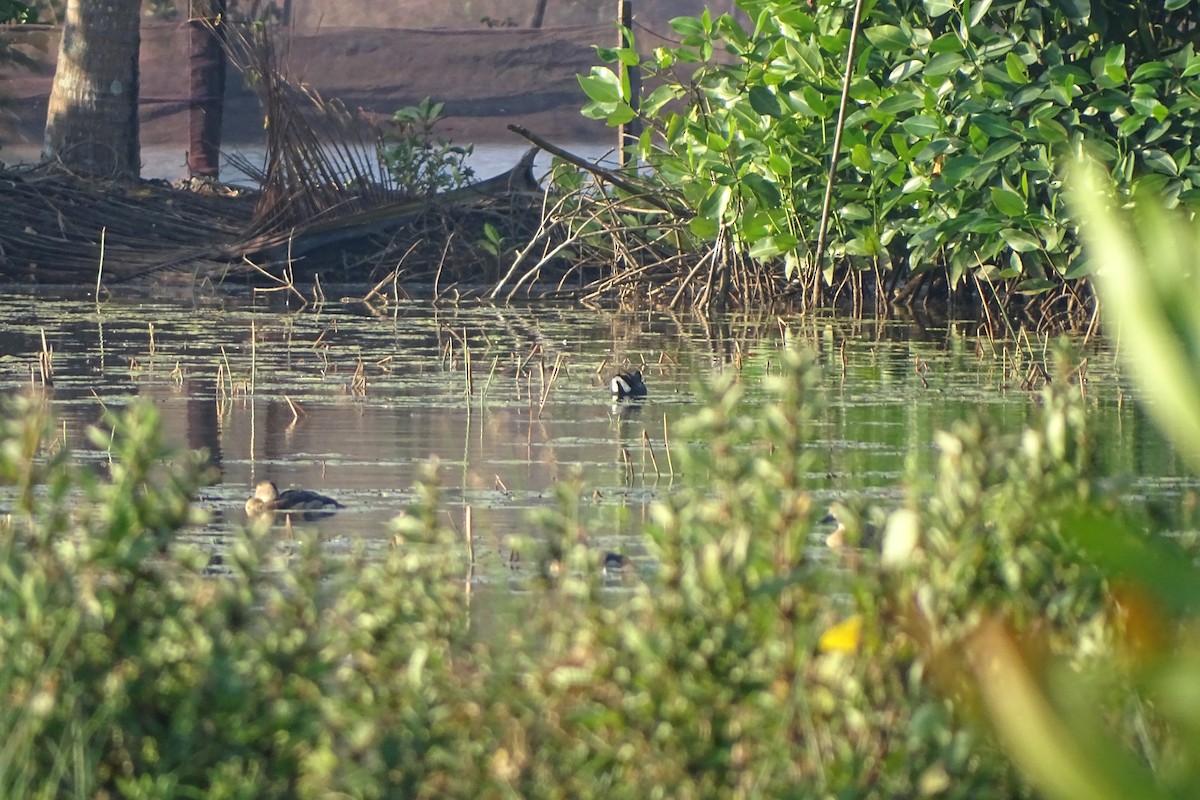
[379,97,475,197]
[579,0,1200,297]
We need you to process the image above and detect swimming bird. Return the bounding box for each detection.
[245,480,344,516]
[822,502,881,550]
[603,551,633,575]
[610,369,648,399]
[542,547,635,581]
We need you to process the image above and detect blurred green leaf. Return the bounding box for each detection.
[1070,161,1200,474]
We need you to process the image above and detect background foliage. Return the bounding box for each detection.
[579,0,1200,307]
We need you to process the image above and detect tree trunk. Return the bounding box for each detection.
[43,0,141,180]
[188,0,227,180]
[531,0,548,28]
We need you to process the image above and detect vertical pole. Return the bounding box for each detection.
[188,0,227,180]
[531,0,548,28]
[811,0,865,305]
[617,0,641,168]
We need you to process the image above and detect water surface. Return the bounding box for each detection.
[0,288,1190,578]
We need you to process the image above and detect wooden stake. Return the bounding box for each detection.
[617,0,642,167]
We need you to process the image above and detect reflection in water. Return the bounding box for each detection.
[184,376,222,471]
[611,401,643,421]
[0,290,1190,582]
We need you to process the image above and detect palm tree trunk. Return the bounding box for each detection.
[43,0,141,179]
[188,0,227,179]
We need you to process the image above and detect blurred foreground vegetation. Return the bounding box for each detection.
[2,306,1198,798]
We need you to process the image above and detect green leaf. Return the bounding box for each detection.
[972,114,1014,139]
[606,102,637,126]
[981,138,1023,163]
[1034,117,1069,144]
[802,85,831,116]
[991,186,1028,217]
[697,184,732,223]
[889,60,925,83]
[1005,52,1030,84]
[865,25,910,52]
[840,203,873,221]
[902,115,941,137]
[1104,44,1127,84]
[740,173,781,205]
[1130,61,1172,82]
[851,144,873,172]
[940,154,980,185]
[578,68,622,104]
[877,92,925,115]
[929,33,964,54]
[1015,276,1055,294]
[688,214,719,239]
[706,131,730,152]
[1001,227,1042,252]
[748,234,799,260]
[968,0,993,27]
[1117,114,1146,137]
[642,84,681,116]
[925,52,965,77]
[1012,86,1045,107]
[850,77,881,103]
[748,86,783,118]
[1142,149,1179,176]
[786,39,825,82]
[669,16,706,37]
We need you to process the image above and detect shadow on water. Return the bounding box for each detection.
[0,287,1193,582]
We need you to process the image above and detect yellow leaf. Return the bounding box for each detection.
[818,614,862,654]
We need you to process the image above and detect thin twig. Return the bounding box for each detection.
[812,0,866,303]
[95,226,106,299]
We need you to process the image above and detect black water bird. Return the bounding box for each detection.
[603,551,633,575]
[610,370,648,399]
[245,480,344,516]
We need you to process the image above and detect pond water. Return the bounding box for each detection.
[0,287,1193,580]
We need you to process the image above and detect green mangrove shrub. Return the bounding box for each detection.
[379,97,475,197]
[580,0,1200,300]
